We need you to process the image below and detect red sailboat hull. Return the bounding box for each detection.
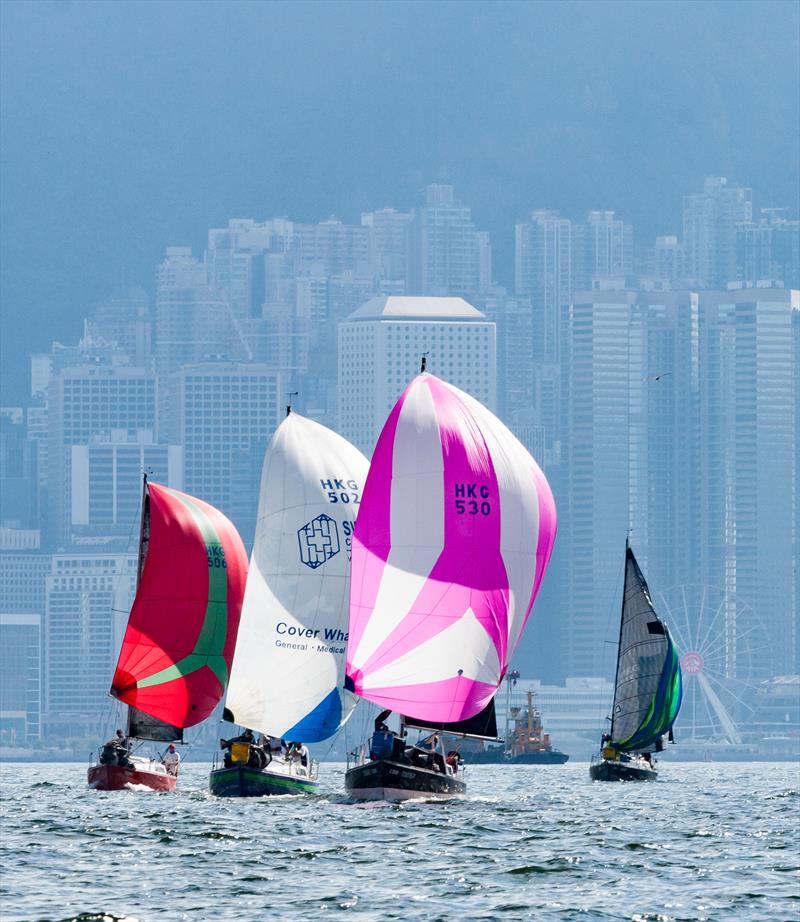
[87,763,177,792]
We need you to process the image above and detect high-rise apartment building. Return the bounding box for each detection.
[169,362,281,535]
[362,208,412,290]
[683,176,752,287]
[563,288,700,677]
[83,287,152,368]
[698,286,799,675]
[44,553,136,737]
[515,210,573,363]
[46,361,157,547]
[574,210,634,286]
[337,296,496,455]
[0,613,41,743]
[66,437,182,546]
[736,209,800,288]
[155,247,236,379]
[408,185,488,297]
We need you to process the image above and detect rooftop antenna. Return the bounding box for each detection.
[420,353,428,374]
[286,391,299,417]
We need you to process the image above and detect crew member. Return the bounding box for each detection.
[163,743,181,776]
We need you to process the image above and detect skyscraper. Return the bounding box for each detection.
[408,185,488,297]
[514,210,573,364]
[563,288,700,678]
[46,361,157,547]
[736,209,800,288]
[337,296,496,455]
[683,176,752,287]
[44,553,136,738]
[698,286,798,675]
[169,361,281,534]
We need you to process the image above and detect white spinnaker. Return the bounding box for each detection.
[224,413,369,740]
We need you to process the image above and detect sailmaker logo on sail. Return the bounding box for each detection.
[297,514,340,569]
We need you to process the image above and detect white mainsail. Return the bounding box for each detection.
[224,412,369,741]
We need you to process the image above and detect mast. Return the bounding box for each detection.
[608,538,629,741]
[125,473,149,738]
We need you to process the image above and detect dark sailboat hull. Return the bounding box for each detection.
[345,759,466,801]
[589,759,657,782]
[209,764,318,797]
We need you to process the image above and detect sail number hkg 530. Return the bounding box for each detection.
[454,483,492,516]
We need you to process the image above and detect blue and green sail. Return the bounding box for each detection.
[610,545,683,754]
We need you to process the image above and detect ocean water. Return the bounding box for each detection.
[0,761,797,921]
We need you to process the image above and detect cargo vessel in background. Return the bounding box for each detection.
[457,690,569,765]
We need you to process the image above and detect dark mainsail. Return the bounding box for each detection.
[127,707,183,743]
[402,698,499,741]
[609,543,682,753]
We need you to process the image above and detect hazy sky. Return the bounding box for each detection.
[1,0,798,401]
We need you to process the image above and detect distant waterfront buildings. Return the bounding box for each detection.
[337,295,496,455]
[1,175,798,749]
[44,552,136,739]
[0,613,42,744]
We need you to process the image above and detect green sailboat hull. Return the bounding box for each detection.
[209,764,318,797]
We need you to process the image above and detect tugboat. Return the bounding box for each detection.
[209,410,368,797]
[460,690,569,765]
[589,540,682,782]
[343,363,557,801]
[87,476,248,792]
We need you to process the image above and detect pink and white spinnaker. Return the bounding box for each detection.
[345,373,557,723]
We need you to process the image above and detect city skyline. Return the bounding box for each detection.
[2,0,799,400]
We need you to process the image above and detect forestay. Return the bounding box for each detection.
[610,545,683,753]
[346,373,557,723]
[112,482,248,729]
[223,413,369,741]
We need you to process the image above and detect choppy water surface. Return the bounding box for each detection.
[1,761,797,921]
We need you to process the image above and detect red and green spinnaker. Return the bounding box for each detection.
[111,483,248,729]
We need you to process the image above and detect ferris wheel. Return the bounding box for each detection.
[656,585,772,744]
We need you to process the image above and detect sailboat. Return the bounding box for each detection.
[344,367,557,801]
[88,477,248,791]
[589,540,683,782]
[209,410,369,797]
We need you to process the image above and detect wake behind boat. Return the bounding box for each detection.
[88,477,248,792]
[589,540,682,782]
[344,364,557,801]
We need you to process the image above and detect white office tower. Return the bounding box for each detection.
[337,296,496,455]
[682,176,752,288]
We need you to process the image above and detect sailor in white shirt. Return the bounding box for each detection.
[163,743,181,776]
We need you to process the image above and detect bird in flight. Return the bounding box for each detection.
[644,371,672,381]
